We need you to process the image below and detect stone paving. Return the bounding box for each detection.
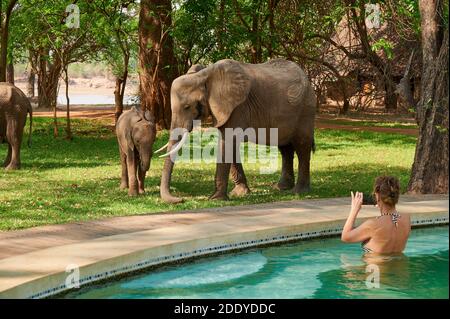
[0,194,447,298]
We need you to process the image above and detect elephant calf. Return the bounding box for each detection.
[116,106,156,196]
[0,82,33,170]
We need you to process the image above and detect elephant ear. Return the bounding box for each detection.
[206,60,251,127]
[143,109,155,123]
[0,83,13,104]
[187,64,205,74]
[125,108,143,151]
[125,129,134,151]
[131,105,154,123]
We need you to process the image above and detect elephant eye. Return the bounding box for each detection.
[195,103,202,118]
[184,104,190,109]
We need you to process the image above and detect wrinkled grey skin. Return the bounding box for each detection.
[0,82,33,170]
[160,58,316,203]
[116,106,156,196]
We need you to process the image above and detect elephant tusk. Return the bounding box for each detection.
[159,132,189,158]
[154,142,169,154]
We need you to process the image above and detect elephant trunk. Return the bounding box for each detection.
[140,151,151,173]
[160,140,184,204]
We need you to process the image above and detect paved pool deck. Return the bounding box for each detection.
[0,194,448,298]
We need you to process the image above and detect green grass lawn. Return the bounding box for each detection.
[0,117,417,231]
[318,118,419,129]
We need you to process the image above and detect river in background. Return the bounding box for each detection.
[57,94,135,105]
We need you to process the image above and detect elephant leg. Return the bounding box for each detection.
[119,151,128,190]
[3,143,12,168]
[5,119,22,170]
[137,159,146,195]
[210,137,231,200]
[230,163,250,197]
[293,142,312,194]
[276,144,295,190]
[126,150,138,196]
[229,141,250,197]
[210,162,231,200]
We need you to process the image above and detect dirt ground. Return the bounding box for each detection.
[31,105,419,136]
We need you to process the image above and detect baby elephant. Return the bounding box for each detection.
[116,106,156,196]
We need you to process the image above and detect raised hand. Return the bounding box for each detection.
[350,191,363,214]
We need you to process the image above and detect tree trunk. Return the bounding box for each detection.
[419,0,442,76]
[217,0,225,52]
[6,62,13,84]
[267,0,275,58]
[27,49,39,98]
[114,53,129,124]
[114,76,125,124]
[0,0,17,82]
[37,49,61,137]
[408,1,448,194]
[250,2,262,63]
[63,67,72,140]
[138,0,179,130]
[349,3,398,110]
[37,50,61,110]
[27,69,35,98]
[0,24,7,82]
[27,49,38,98]
[384,79,398,111]
[37,69,60,110]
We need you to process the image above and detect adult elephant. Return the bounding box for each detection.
[0,82,33,170]
[158,59,316,203]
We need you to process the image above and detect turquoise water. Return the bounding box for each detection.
[64,226,449,299]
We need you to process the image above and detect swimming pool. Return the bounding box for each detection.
[63,226,449,299]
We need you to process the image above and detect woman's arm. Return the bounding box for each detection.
[341,191,373,243]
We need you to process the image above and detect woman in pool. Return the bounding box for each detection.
[341,176,411,254]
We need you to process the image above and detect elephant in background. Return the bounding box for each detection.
[0,82,33,170]
[158,58,316,203]
[116,106,156,196]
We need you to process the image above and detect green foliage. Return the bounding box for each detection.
[385,0,421,36]
[170,0,349,71]
[7,0,431,79]
[10,0,101,62]
[91,0,139,77]
[171,0,252,70]
[371,38,394,59]
[8,0,137,75]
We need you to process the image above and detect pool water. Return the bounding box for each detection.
[64,226,449,299]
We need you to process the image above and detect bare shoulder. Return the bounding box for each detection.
[361,217,378,229]
[400,212,412,227]
[400,212,411,221]
[367,216,389,232]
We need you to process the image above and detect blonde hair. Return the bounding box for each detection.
[373,176,400,206]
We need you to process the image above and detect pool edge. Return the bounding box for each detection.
[0,208,447,299]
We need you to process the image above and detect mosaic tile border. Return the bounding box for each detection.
[25,215,449,299]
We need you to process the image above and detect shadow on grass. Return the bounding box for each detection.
[168,163,412,198]
[0,135,118,170]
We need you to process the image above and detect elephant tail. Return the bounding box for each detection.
[27,102,33,147]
